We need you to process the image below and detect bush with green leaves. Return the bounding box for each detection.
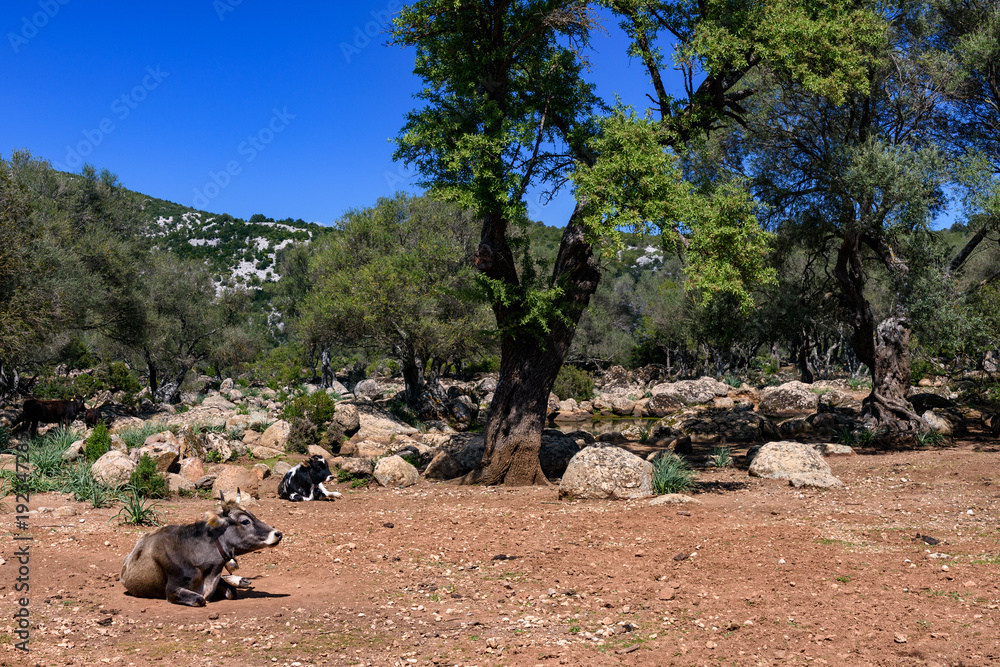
[286,416,319,454]
[651,453,697,495]
[552,365,594,402]
[283,390,337,426]
[129,454,168,499]
[85,422,111,462]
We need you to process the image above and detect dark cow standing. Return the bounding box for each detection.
[120,491,282,606]
[11,396,86,437]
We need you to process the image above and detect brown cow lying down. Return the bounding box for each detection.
[120,491,282,606]
[11,396,86,437]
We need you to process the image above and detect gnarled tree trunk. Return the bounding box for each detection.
[462,205,601,485]
[834,231,923,437]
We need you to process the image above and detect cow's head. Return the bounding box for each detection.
[205,489,282,555]
[300,454,334,484]
[70,395,86,418]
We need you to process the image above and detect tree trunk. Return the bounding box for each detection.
[862,314,922,435]
[834,232,922,436]
[462,205,601,485]
[320,347,334,389]
[400,349,426,406]
[145,352,159,401]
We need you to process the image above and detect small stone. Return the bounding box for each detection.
[894,633,907,644]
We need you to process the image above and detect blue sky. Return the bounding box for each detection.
[2,1,658,227]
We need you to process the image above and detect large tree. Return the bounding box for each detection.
[296,194,491,403]
[392,0,884,484]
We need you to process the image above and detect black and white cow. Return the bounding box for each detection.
[120,490,282,606]
[277,455,343,502]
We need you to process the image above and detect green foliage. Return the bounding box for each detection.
[0,426,9,454]
[286,417,319,455]
[296,194,491,399]
[204,450,224,464]
[253,342,309,389]
[106,361,142,394]
[652,454,697,495]
[710,446,733,468]
[552,365,594,402]
[129,454,168,499]
[915,429,946,447]
[65,463,118,508]
[114,486,163,526]
[118,423,166,450]
[910,357,936,384]
[85,422,111,462]
[283,390,336,427]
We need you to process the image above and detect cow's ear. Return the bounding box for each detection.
[301,458,311,469]
[205,509,226,528]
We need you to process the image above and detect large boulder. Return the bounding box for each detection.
[131,441,180,474]
[91,451,136,486]
[665,377,731,405]
[200,394,236,410]
[373,455,420,488]
[211,465,260,500]
[259,420,291,451]
[353,404,419,440]
[341,440,391,459]
[758,382,820,414]
[678,410,780,443]
[539,431,581,480]
[166,473,195,495]
[558,443,654,500]
[178,457,205,483]
[354,379,382,400]
[748,441,843,488]
[644,391,685,417]
[611,397,636,416]
[449,396,478,431]
[332,403,361,438]
[922,410,953,436]
[423,433,485,480]
[338,457,375,477]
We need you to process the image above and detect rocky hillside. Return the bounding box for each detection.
[139,194,328,290]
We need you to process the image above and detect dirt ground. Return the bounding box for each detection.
[3,440,1000,667]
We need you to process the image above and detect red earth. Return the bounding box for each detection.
[3,439,1000,667]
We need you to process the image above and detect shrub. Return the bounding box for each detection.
[129,454,168,499]
[710,446,733,468]
[553,365,594,402]
[283,391,336,426]
[286,417,319,454]
[651,454,697,495]
[0,426,11,455]
[85,422,111,462]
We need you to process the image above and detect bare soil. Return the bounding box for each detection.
[4,439,1000,667]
